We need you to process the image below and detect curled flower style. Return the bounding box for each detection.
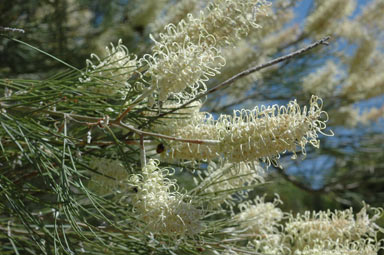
[157,109,222,161]
[140,0,270,103]
[294,240,380,255]
[155,0,271,47]
[80,39,137,97]
[233,195,287,254]
[221,95,331,164]
[158,96,331,165]
[140,38,225,102]
[160,0,269,47]
[285,205,384,251]
[234,195,284,237]
[128,159,202,236]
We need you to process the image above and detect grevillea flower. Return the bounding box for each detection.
[220,95,330,164]
[294,240,380,255]
[285,205,384,251]
[140,39,225,102]
[155,0,270,47]
[234,195,284,237]
[158,96,331,165]
[128,159,202,236]
[80,39,137,97]
[161,110,221,161]
[140,0,270,103]
[231,196,287,254]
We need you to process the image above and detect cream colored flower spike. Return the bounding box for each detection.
[285,205,383,252]
[221,95,331,164]
[162,95,332,165]
[128,159,202,236]
[140,0,270,103]
[80,39,137,97]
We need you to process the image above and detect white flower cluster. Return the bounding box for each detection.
[233,196,286,254]
[221,95,329,164]
[159,96,330,165]
[140,0,270,103]
[227,201,383,255]
[159,110,221,161]
[235,195,283,236]
[80,39,137,97]
[78,0,384,253]
[128,159,202,236]
[140,38,225,102]
[285,205,383,252]
[294,241,379,255]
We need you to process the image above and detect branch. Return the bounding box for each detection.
[139,135,146,167]
[155,36,331,120]
[1,103,220,146]
[116,121,219,145]
[0,26,25,33]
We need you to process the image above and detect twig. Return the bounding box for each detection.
[2,103,220,146]
[0,26,25,33]
[114,87,155,122]
[114,106,133,123]
[139,135,146,167]
[155,36,331,120]
[116,121,219,145]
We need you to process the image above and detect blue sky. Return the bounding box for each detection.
[293,0,372,24]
